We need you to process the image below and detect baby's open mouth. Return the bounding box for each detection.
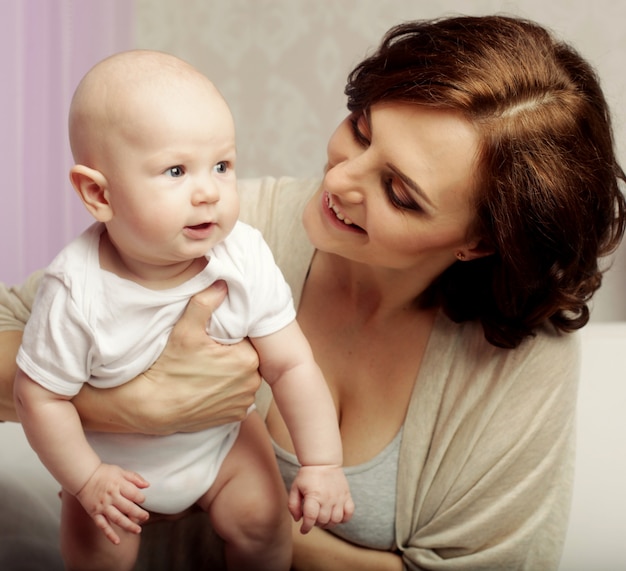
[186,222,211,230]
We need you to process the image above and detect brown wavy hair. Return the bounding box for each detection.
[346,15,626,348]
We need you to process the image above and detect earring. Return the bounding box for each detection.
[456,251,466,261]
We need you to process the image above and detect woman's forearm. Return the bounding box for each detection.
[0,330,23,421]
[73,346,261,435]
[3,283,261,435]
[291,523,404,571]
[73,380,156,433]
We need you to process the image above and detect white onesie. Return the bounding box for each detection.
[17,221,295,514]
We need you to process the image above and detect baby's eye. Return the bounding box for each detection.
[165,165,185,177]
[214,161,229,174]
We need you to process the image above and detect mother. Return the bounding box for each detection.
[1,15,625,571]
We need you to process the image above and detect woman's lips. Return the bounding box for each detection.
[324,192,364,232]
[327,193,354,225]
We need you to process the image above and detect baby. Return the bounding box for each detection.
[13,50,352,571]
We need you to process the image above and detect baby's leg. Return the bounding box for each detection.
[198,411,291,571]
[60,490,140,571]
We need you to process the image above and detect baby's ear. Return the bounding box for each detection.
[69,165,113,222]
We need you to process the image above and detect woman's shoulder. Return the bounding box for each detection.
[238,176,320,233]
[420,312,581,418]
[433,311,580,374]
[0,270,44,331]
[238,177,319,305]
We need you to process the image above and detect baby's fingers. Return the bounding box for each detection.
[288,487,304,523]
[299,496,321,535]
[92,513,121,545]
[124,470,150,490]
[120,477,149,506]
[321,498,355,529]
[339,495,355,524]
[120,497,150,526]
[104,502,145,536]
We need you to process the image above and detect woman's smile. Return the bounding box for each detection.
[323,192,365,233]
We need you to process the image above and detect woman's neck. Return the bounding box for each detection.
[312,251,435,322]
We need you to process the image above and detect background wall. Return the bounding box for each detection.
[0,0,133,285]
[136,0,626,321]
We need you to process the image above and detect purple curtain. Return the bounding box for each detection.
[0,0,134,285]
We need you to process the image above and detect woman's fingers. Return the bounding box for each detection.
[177,280,228,337]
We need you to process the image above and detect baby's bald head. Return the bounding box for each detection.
[68,50,228,168]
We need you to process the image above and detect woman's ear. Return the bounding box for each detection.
[69,165,113,222]
[457,238,494,262]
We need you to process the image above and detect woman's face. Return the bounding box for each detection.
[303,102,482,279]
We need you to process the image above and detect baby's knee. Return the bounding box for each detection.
[216,486,290,547]
[241,486,289,532]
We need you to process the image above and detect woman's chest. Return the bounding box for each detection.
[268,295,433,465]
[313,326,420,461]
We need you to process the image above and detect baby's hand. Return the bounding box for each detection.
[75,463,150,545]
[288,465,354,534]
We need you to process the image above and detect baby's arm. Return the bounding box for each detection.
[252,321,354,534]
[13,369,149,544]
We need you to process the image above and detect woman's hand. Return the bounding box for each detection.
[74,281,261,434]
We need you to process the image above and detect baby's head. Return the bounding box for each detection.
[69,49,233,168]
[68,50,239,275]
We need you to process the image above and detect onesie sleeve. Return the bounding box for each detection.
[245,226,296,338]
[224,222,296,340]
[16,275,96,397]
[397,321,579,570]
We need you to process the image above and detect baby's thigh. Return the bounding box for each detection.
[60,491,140,571]
[199,411,288,536]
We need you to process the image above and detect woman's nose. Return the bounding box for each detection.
[325,159,366,204]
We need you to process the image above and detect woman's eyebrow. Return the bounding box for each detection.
[386,163,435,208]
[367,107,435,209]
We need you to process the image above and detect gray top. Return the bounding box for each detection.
[272,428,402,550]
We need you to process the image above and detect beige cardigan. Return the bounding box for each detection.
[1,177,578,570]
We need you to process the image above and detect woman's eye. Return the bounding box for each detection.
[214,161,229,174]
[165,165,185,177]
[350,112,371,146]
[384,178,420,211]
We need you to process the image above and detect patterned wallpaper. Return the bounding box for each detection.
[135,0,626,320]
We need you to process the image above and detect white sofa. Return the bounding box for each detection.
[558,322,626,571]
[1,322,625,570]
